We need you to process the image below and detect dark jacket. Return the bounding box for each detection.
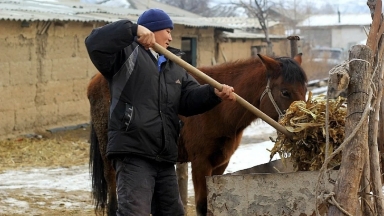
[85,20,221,163]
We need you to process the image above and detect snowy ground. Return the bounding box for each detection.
[0,121,278,215]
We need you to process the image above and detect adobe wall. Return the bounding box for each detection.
[217,38,291,63]
[0,21,217,138]
[171,25,215,67]
[0,20,103,138]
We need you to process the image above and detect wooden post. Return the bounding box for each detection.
[176,162,189,214]
[361,151,374,216]
[328,45,372,215]
[368,61,384,214]
[287,35,300,57]
[379,100,384,183]
[365,0,384,214]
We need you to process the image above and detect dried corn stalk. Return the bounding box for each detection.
[270,92,347,171]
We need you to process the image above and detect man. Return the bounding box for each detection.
[85,8,235,216]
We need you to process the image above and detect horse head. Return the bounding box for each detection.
[257,53,308,121]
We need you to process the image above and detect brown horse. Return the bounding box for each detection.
[87,54,307,216]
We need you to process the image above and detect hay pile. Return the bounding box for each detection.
[270,92,347,171]
[0,134,89,172]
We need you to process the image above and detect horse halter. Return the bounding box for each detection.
[260,78,285,120]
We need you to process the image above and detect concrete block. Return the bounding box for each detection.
[207,165,338,216]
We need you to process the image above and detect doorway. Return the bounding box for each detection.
[181,37,197,66]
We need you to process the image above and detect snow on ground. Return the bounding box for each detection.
[0,166,91,191]
[0,121,277,213]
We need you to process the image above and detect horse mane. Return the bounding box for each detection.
[198,57,263,77]
[273,57,308,84]
[198,56,308,86]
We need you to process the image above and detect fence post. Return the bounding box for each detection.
[287,35,300,57]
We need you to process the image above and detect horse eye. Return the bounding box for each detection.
[281,90,290,98]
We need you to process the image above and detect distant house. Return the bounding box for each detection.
[296,13,371,81]
[297,13,370,52]
[199,17,293,62]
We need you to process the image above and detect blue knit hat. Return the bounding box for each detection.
[137,9,174,32]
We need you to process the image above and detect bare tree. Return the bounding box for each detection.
[207,4,239,17]
[157,0,211,16]
[157,0,239,17]
[272,0,314,35]
[236,0,274,55]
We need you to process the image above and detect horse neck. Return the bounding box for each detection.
[232,71,268,129]
[206,61,269,131]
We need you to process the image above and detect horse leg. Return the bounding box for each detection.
[212,162,229,176]
[191,160,213,216]
[192,135,242,216]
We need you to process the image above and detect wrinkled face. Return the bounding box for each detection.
[154,28,172,48]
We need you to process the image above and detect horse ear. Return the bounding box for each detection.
[257,54,280,71]
[293,53,303,65]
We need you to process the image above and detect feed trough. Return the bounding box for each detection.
[207,159,338,216]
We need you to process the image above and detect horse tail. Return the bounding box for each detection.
[89,123,108,213]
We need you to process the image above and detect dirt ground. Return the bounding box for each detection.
[0,125,196,216]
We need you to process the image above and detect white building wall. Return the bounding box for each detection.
[331,26,368,51]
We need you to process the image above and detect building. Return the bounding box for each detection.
[297,13,370,52]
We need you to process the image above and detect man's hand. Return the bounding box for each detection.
[214,84,236,101]
[137,25,155,49]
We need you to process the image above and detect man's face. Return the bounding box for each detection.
[154,28,172,48]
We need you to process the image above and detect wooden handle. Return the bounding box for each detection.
[153,43,293,138]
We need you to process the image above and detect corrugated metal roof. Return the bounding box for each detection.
[222,29,286,39]
[127,0,201,18]
[0,0,234,31]
[198,17,280,29]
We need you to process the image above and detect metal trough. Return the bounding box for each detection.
[206,159,338,216]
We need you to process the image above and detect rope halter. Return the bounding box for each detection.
[259,78,285,120]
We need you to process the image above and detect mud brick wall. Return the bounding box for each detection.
[0,20,103,138]
[0,21,219,138]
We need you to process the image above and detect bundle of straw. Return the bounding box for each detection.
[270,92,347,171]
